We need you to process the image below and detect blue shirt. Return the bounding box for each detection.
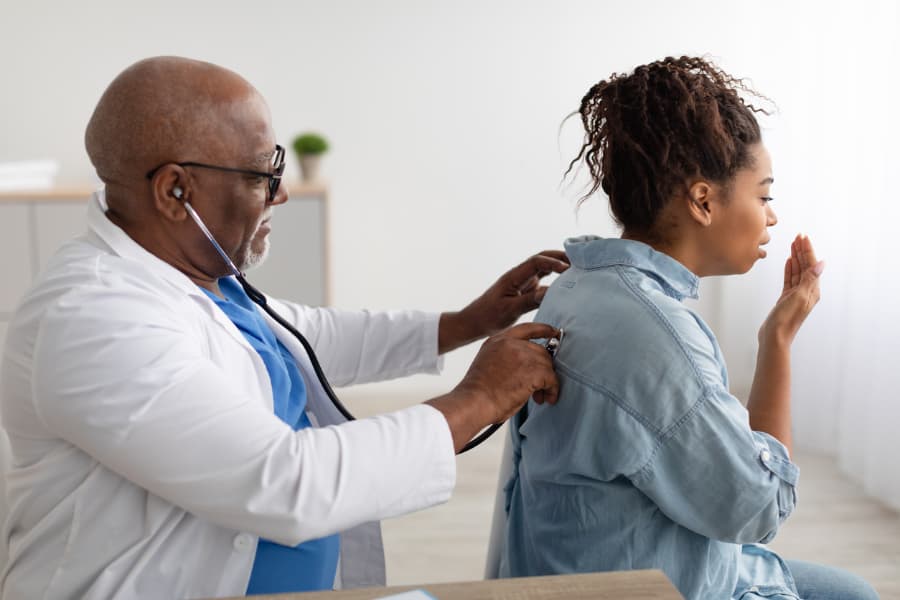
[203,278,340,594]
[499,237,801,600]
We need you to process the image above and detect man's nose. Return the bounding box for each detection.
[271,181,289,206]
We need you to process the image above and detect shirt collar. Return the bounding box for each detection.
[564,235,700,301]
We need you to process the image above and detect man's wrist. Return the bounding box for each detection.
[427,380,500,452]
[438,309,482,354]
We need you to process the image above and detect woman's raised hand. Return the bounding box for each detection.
[759,234,825,347]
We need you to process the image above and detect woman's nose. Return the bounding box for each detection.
[766,202,778,227]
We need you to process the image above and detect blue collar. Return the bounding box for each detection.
[563,236,700,301]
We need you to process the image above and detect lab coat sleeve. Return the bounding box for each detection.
[266,297,442,387]
[30,285,456,546]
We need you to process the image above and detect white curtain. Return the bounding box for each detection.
[711,2,900,510]
[830,39,900,510]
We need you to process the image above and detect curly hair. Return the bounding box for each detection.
[567,56,770,237]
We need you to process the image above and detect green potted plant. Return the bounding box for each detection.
[291,132,329,182]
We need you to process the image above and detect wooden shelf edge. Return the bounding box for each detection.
[0,186,98,201]
[0,181,328,202]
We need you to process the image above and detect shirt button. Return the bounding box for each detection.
[760,450,771,462]
[233,533,254,552]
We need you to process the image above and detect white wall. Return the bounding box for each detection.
[2,1,898,454]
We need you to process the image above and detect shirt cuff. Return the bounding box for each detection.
[411,403,457,503]
[421,312,444,375]
[752,430,799,523]
[753,431,799,485]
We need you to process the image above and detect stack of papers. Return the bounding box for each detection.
[374,590,437,599]
[0,160,59,191]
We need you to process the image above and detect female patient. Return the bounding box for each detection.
[499,57,878,599]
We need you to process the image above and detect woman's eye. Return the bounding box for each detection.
[761,196,774,203]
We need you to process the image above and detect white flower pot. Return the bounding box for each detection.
[298,154,322,182]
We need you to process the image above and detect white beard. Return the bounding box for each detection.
[241,235,270,271]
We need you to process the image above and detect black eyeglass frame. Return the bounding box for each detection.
[145,144,286,202]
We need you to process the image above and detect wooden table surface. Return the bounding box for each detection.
[217,570,682,599]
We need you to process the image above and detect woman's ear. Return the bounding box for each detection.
[686,181,712,226]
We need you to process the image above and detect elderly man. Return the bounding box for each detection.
[0,57,565,599]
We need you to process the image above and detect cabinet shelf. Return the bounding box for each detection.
[0,182,331,348]
[0,181,328,202]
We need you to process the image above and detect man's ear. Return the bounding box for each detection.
[148,165,190,221]
[686,180,712,227]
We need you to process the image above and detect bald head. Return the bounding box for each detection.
[85,56,267,186]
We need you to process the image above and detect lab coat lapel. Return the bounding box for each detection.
[257,306,388,589]
[260,309,347,427]
[87,189,275,410]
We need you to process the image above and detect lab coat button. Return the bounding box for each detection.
[760,450,771,462]
[233,533,253,552]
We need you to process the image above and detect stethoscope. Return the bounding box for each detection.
[182,199,553,453]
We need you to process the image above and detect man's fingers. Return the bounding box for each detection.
[537,379,559,405]
[502,322,559,341]
[507,253,569,289]
[513,289,542,315]
[525,351,559,406]
[516,275,539,295]
[536,249,570,265]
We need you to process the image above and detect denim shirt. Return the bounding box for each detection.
[499,237,801,600]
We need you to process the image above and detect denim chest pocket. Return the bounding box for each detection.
[737,584,800,599]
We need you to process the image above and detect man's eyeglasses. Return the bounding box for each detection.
[145,144,285,202]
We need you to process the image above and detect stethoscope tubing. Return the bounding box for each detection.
[239,274,496,453]
[184,200,496,453]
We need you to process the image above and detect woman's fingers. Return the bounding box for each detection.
[783,257,793,293]
[785,234,821,289]
[800,235,819,272]
[790,237,802,288]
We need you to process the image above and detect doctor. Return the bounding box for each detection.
[0,56,566,599]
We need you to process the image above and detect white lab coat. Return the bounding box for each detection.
[0,192,457,599]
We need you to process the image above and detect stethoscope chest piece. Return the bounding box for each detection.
[545,328,564,358]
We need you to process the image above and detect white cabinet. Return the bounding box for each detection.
[0,204,33,315]
[248,193,329,307]
[0,184,330,350]
[33,201,91,272]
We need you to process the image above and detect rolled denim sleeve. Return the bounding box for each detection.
[629,386,800,545]
[752,430,799,530]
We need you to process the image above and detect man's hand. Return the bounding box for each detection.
[758,234,825,347]
[438,250,569,354]
[427,323,560,453]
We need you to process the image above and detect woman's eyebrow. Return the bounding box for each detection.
[759,176,774,185]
